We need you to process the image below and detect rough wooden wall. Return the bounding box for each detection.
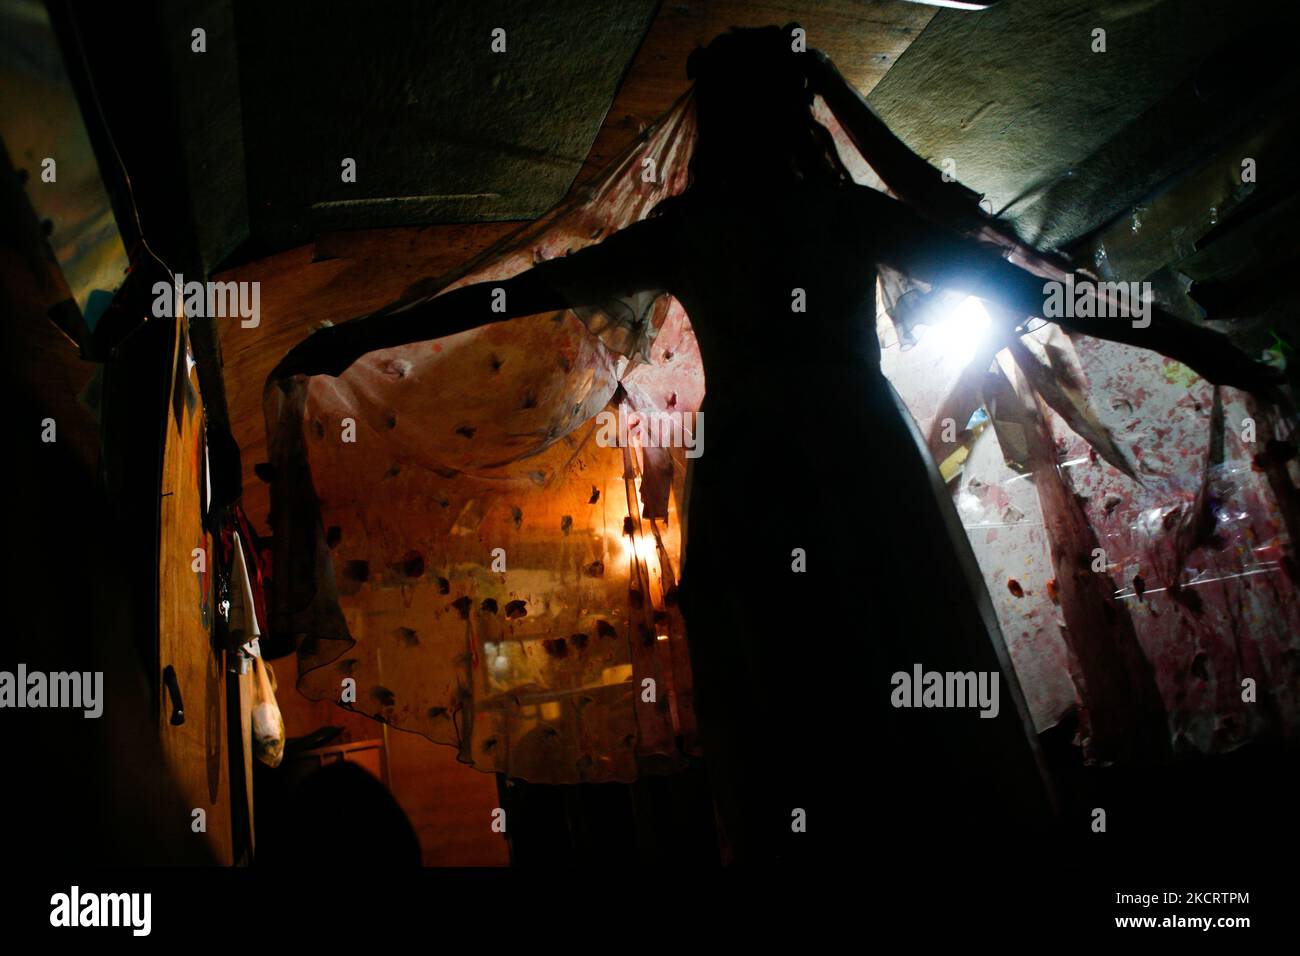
[157,316,233,863]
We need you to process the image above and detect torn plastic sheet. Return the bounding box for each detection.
[884,315,1300,762]
[266,75,1036,783]
[264,95,703,783]
[264,56,1298,782]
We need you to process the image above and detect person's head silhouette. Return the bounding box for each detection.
[683,25,848,194]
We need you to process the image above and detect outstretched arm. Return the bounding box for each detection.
[808,49,1079,278]
[809,48,1274,392]
[808,50,988,235]
[851,187,1281,394]
[271,216,672,380]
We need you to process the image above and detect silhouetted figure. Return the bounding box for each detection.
[272,27,1277,863]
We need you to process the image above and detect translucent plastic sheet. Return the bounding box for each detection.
[264,96,702,783]
[884,319,1300,764]
[264,50,1298,783]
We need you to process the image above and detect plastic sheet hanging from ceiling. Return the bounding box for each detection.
[259,82,1007,785]
[258,82,968,786]
[263,94,703,783]
[876,126,1300,764]
[264,63,1299,782]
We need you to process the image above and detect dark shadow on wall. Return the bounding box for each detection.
[1,134,213,865]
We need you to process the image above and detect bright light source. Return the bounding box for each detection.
[901,0,1001,9]
[619,530,654,564]
[919,295,991,369]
